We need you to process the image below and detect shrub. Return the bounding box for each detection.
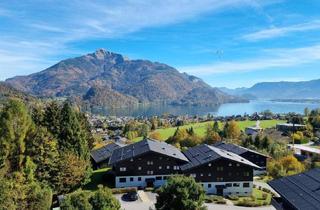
[227,195,239,201]
[111,187,137,194]
[236,199,262,207]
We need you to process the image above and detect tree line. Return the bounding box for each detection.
[0,99,94,209]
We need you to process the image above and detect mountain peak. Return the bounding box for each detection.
[91,48,129,62]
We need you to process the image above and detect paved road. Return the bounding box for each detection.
[115,192,276,210]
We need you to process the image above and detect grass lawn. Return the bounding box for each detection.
[233,188,272,206]
[143,120,286,141]
[83,168,113,191]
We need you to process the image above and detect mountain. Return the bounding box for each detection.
[6,49,245,107]
[0,82,36,103]
[220,79,320,99]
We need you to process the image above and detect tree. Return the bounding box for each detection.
[60,190,92,210]
[304,107,310,117]
[89,186,121,210]
[149,131,162,140]
[56,153,91,193]
[25,127,60,189]
[254,135,261,148]
[213,121,219,133]
[267,155,305,178]
[59,102,90,160]
[261,136,271,149]
[205,131,221,144]
[224,120,241,140]
[43,101,61,137]
[0,99,33,173]
[155,176,206,210]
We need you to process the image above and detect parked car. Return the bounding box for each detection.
[122,192,138,202]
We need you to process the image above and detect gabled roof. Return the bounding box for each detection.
[90,142,122,163]
[181,144,260,171]
[269,168,320,210]
[109,138,188,165]
[213,142,269,158]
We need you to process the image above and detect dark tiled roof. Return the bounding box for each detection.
[213,142,269,158]
[90,143,122,163]
[108,138,188,165]
[181,144,260,171]
[269,168,320,210]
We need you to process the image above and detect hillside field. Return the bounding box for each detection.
[134,119,286,142]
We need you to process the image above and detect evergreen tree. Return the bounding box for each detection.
[213,121,219,132]
[25,127,60,189]
[254,135,261,148]
[43,101,61,137]
[0,99,33,173]
[59,102,89,159]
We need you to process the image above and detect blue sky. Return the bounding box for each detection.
[1,0,320,88]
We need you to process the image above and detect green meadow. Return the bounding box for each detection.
[134,119,286,142]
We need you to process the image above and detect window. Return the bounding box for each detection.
[159,166,162,170]
[119,178,126,183]
[228,163,232,167]
[200,173,203,177]
[138,177,142,181]
[217,166,224,171]
[208,184,212,188]
[190,173,196,178]
[163,176,167,180]
[243,183,250,188]
[208,163,212,167]
[233,183,240,187]
[156,176,162,180]
[130,158,134,162]
[173,166,180,170]
[217,177,223,182]
[166,166,170,169]
[130,177,134,182]
[120,167,126,172]
[138,166,142,170]
[228,172,232,176]
[226,183,232,187]
[236,163,240,167]
[159,157,163,160]
[147,170,154,175]
[147,161,153,165]
[208,173,211,177]
[244,171,250,177]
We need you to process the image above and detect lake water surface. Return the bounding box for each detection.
[90,100,320,117]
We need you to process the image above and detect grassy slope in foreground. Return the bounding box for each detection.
[134,120,286,142]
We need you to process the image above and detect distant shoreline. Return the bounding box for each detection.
[270,99,320,104]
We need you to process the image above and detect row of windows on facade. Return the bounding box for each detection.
[190,171,250,178]
[119,176,169,183]
[119,165,180,172]
[201,182,250,188]
[119,176,250,189]
[208,163,241,169]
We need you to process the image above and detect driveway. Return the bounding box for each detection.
[115,191,276,210]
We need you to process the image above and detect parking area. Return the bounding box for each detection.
[115,191,276,210]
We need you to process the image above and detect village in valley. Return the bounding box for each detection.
[86,110,320,210]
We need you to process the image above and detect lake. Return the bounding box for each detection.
[89,100,320,117]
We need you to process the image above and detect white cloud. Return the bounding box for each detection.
[180,44,320,75]
[243,20,320,41]
[0,0,275,79]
